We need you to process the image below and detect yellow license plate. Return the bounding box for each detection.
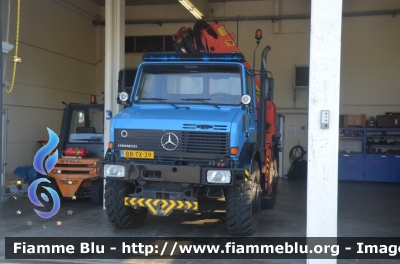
[123,150,154,159]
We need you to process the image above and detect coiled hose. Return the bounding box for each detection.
[289,145,306,164]
[286,145,307,179]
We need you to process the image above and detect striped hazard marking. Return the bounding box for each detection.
[266,156,271,174]
[124,197,198,216]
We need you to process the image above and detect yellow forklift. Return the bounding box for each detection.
[42,96,104,205]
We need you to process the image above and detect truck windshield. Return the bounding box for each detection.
[134,64,243,106]
[68,107,104,143]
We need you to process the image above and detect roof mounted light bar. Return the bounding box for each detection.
[142,53,247,63]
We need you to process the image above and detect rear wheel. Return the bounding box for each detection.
[105,179,147,229]
[226,160,261,236]
[90,178,103,206]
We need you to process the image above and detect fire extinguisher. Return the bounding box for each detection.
[64,148,88,158]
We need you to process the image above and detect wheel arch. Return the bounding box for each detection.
[238,141,262,180]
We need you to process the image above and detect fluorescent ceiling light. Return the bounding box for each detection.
[190,10,203,19]
[179,0,204,19]
[179,0,192,11]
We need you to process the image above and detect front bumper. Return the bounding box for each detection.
[125,197,198,216]
[97,161,246,186]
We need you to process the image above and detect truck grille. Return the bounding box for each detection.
[182,131,228,154]
[115,129,230,159]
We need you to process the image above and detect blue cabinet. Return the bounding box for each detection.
[389,156,400,183]
[338,154,364,181]
[338,128,400,182]
[364,155,391,182]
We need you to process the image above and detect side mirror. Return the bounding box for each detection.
[118,70,126,93]
[117,70,127,105]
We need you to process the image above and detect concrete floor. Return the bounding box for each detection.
[0,178,400,264]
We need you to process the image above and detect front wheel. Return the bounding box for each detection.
[226,160,261,236]
[105,180,147,229]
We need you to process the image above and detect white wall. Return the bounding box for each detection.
[103,0,400,175]
[1,0,101,181]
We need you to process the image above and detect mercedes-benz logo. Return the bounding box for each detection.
[161,132,179,151]
[121,130,128,138]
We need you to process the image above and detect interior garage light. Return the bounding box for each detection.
[179,0,192,10]
[179,0,204,19]
[190,10,203,19]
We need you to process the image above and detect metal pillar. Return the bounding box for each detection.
[104,0,125,152]
[0,0,3,207]
[307,0,343,263]
[104,0,125,209]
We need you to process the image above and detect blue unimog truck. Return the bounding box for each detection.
[97,23,280,235]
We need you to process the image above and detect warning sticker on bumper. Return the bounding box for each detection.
[124,197,198,216]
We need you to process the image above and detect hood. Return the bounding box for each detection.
[112,105,242,131]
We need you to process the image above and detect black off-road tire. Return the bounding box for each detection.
[226,160,261,236]
[105,179,147,228]
[261,153,279,209]
[90,178,104,206]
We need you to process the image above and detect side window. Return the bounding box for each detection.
[69,108,104,143]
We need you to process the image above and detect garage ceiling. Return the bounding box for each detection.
[90,0,262,6]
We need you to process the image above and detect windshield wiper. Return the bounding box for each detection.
[141,98,179,109]
[180,98,220,109]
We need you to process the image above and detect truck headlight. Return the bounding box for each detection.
[207,170,231,184]
[104,165,125,177]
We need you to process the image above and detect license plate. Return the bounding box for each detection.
[123,150,154,159]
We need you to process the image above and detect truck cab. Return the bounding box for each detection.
[99,53,274,235]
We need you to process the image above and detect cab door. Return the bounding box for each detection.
[245,70,257,143]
